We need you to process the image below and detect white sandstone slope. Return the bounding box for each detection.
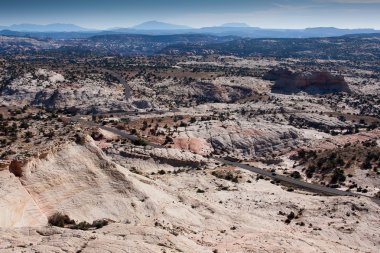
[0,135,379,252]
[0,169,46,227]
[2,136,202,226]
[0,136,211,252]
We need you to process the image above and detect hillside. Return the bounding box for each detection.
[1,133,379,252]
[0,30,380,252]
[161,34,380,61]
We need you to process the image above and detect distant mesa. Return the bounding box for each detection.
[132,21,191,30]
[304,27,376,34]
[0,23,91,32]
[220,23,250,28]
[265,68,351,95]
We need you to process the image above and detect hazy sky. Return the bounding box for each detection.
[0,0,379,29]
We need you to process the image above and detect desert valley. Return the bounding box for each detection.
[0,17,379,253]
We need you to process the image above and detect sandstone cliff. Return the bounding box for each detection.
[265,68,351,95]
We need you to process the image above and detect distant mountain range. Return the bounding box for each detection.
[131,21,191,30]
[0,23,93,32]
[0,21,379,39]
[220,23,250,28]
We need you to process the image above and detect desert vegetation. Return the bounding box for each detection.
[48,212,109,230]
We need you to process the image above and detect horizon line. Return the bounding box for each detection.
[0,22,379,31]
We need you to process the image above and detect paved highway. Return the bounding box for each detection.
[216,158,380,206]
[214,158,357,196]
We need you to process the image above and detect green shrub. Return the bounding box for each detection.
[92,219,109,229]
[72,221,92,230]
[306,165,316,178]
[48,213,109,230]
[330,169,346,184]
[48,212,75,227]
[290,171,301,179]
[132,138,148,146]
[179,121,188,127]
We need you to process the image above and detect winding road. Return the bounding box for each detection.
[72,115,380,206]
[74,67,380,206]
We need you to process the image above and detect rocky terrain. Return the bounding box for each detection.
[0,35,379,252]
[0,36,59,54]
[162,34,380,61]
[265,68,351,95]
[1,133,379,252]
[0,67,134,114]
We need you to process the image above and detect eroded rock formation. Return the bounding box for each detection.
[265,68,351,95]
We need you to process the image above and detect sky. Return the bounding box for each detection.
[0,0,379,29]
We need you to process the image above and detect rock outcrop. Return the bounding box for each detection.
[0,136,201,227]
[171,119,303,157]
[0,70,133,113]
[1,135,380,252]
[265,68,351,95]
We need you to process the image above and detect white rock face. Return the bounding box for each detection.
[36,69,65,83]
[171,119,302,157]
[0,136,379,252]
[1,73,130,112]
[2,137,198,225]
[0,169,46,227]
